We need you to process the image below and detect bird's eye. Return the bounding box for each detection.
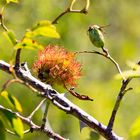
[88,26,93,31]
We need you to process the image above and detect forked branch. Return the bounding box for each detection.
[52,0,90,24]
[75,48,126,81]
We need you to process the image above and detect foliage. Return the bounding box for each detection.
[6,0,18,4]
[0,91,22,112]
[0,120,6,140]
[25,20,60,39]
[129,116,140,139]
[115,61,140,79]
[0,0,140,140]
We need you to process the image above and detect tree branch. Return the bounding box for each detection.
[0,13,8,31]
[0,4,8,32]
[101,47,126,81]
[0,60,123,140]
[28,98,47,120]
[107,78,132,132]
[15,49,22,68]
[75,48,126,81]
[52,0,90,24]
[0,104,66,140]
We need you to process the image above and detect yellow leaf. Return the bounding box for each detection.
[0,91,22,112]
[12,96,22,112]
[25,20,60,38]
[6,0,18,3]
[12,117,24,138]
[1,110,24,138]
[14,38,43,50]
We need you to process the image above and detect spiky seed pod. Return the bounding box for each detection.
[33,45,82,87]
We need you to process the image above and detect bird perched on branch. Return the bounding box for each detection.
[87,25,108,50]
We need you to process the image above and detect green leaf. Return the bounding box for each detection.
[0,112,11,129]
[1,110,24,138]
[6,0,19,3]
[88,131,100,140]
[0,91,22,112]
[4,30,17,45]
[129,116,140,138]
[115,70,140,79]
[12,96,22,112]
[14,38,44,50]
[0,120,6,140]
[25,20,60,38]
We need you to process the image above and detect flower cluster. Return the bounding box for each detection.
[33,45,82,87]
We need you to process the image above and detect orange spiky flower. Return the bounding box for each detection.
[33,44,82,87]
[33,45,93,101]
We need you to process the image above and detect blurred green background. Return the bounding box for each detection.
[0,0,140,140]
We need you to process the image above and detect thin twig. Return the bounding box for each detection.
[1,78,23,91]
[108,56,125,80]
[52,0,89,24]
[69,0,76,10]
[15,49,21,68]
[74,50,106,56]
[102,47,126,81]
[41,100,50,129]
[84,0,90,12]
[107,78,132,132]
[64,84,93,101]
[5,129,15,135]
[6,129,30,135]
[52,9,69,24]
[23,129,31,134]
[1,75,38,93]
[0,4,8,31]
[0,14,8,31]
[0,5,21,70]
[75,48,126,81]
[28,98,47,120]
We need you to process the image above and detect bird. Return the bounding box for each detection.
[87,25,105,49]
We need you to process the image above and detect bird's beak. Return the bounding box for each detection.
[87,26,93,35]
[88,26,92,31]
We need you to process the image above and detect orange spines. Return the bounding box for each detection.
[33,45,82,87]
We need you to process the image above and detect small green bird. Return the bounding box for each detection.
[88,25,105,49]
